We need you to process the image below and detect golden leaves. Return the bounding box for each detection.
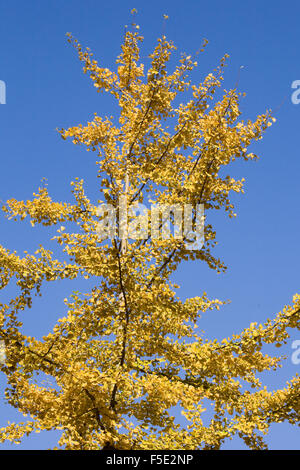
[0,20,297,451]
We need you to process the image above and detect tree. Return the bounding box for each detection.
[0,16,299,450]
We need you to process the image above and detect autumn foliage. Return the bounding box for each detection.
[0,17,299,449]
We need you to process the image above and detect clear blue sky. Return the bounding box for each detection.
[0,0,299,449]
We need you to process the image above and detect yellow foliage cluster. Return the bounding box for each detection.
[0,22,298,450]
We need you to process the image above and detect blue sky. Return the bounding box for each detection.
[0,0,299,449]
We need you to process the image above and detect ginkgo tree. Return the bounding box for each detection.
[0,15,299,450]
